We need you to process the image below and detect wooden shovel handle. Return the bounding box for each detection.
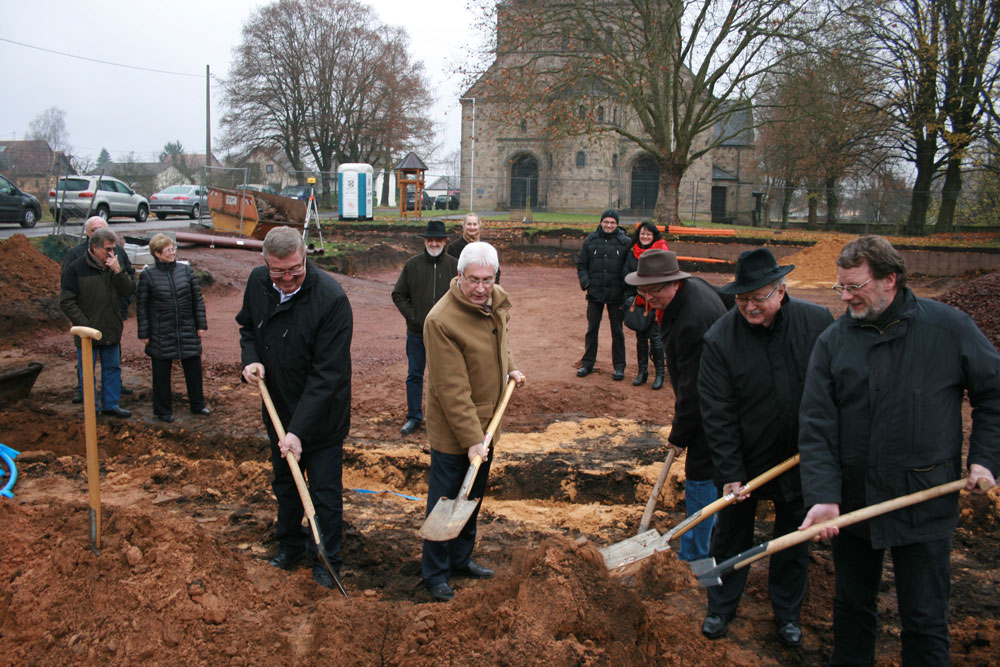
[70,326,103,341]
[638,449,676,533]
[458,378,517,501]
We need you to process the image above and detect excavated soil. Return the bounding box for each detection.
[1,229,999,666]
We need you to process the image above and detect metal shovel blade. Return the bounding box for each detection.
[689,557,722,587]
[418,495,480,542]
[599,529,671,570]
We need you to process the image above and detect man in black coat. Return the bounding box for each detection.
[237,226,353,589]
[62,216,135,404]
[625,249,726,561]
[799,236,999,664]
[576,209,631,380]
[698,249,834,645]
[392,219,458,436]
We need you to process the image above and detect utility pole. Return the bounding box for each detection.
[459,97,476,209]
[205,64,211,184]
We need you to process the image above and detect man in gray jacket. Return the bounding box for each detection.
[799,235,999,664]
[392,219,459,435]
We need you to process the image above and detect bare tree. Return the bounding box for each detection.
[221,0,432,204]
[466,0,833,224]
[26,107,72,155]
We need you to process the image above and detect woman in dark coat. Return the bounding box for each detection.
[623,222,669,388]
[137,233,209,422]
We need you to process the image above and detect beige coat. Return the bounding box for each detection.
[423,277,517,455]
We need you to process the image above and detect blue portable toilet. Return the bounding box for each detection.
[337,163,374,220]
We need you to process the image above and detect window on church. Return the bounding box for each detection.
[612,154,618,169]
[597,106,604,123]
[576,151,586,168]
[520,119,527,132]
[578,105,586,119]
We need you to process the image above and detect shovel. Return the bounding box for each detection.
[418,378,517,542]
[601,454,800,571]
[71,325,103,554]
[255,373,348,597]
[637,448,677,533]
[692,476,989,587]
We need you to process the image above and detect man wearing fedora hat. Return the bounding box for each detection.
[625,248,727,562]
[697,248,833,644]
[392,219,459,436]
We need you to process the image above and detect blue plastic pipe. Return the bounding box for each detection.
[0,443,19,498]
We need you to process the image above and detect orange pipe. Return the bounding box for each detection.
[676,256,729,264]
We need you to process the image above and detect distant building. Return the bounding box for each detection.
[229,148,297,190]
[0,139,74,200]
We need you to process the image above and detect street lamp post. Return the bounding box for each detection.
[459,97,476,209]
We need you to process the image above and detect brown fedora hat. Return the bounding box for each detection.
[625,249,691,286]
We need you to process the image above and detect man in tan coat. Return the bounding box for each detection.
[421,241,526,602]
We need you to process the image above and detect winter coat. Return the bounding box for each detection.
[577,225,631,304]
[391,250,459,336]
[236,262,353,451]
[63,239,135,319]
[699,295,834,501]
[799,288,1000,548]
[424,277,517,456]
[658,277,727,480]
[136,259,208,360]
[60,249,135,347]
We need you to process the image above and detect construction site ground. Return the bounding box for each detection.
[1,229,998,666]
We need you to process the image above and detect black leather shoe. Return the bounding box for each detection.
[72,388,83,404]
[428,582,454,602]
[121,386,134,395]
[191,407,211,416]
[268,547,307,571]
[157,413,175,423]
[652,373,665,390]
[400,418,422,435]
[454,561,494,579]
[776,620,802,646]
[102,407,132,419]
[633,371,648,386]
[312,564,340,589]
[612,368,625,381]
[576,366,593,377]
[701,613,730,639]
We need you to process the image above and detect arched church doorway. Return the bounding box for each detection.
[510,154,539,209]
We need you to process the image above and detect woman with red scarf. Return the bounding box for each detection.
[623,222,669,388]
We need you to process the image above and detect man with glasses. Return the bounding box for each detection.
[60,227,136,418]
[421,242,525,602]
[697,248,833,644]
[392,219,459,436]
[576,209,631,380]
[799,235,999,664]
[625,248,726,563]
[237,226,354,590]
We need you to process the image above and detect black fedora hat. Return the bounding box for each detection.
[624,249,691,286]
[718,248,794,294]
[418,219,449,238]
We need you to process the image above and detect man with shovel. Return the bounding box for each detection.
[697,249,833,644]
[237,226,353,590]
[624,249,726,562]
[421,242,525,602]
[798,236,1000,664]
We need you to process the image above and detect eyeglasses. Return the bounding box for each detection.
[832,278,872,295]
[734,285,779,305]
[463,275,495,288]
[637,283,669,297]
[267,260,306,279]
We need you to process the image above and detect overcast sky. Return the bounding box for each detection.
[2,0,482,171]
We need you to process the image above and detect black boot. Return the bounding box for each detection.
[633,368,648,386]
[634,337,649,385]
[650,329,665,390]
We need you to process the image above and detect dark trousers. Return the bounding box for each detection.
[421,448,493,586]
[151,356,206,417]
[271,440,344,571]
[405,333,426,421]
[707,494,808,622]
[634,319,664,372]
[582,299,625,370]
[831,530,951,666]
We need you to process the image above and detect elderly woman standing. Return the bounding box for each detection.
[137,233,209,422]
[624,222,669,388]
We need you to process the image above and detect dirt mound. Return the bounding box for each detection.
[0,234,67,344]
[394,537,648,665]
[779,235,854,288]
[935,271,1000,351]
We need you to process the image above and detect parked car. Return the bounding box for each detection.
[279,185,312,201]
[0,173,42,228]
[405,190,434,211]
[237,183,280,195]
[434,194,459,210]
[48,175,149,222]
[149,184,207,220]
